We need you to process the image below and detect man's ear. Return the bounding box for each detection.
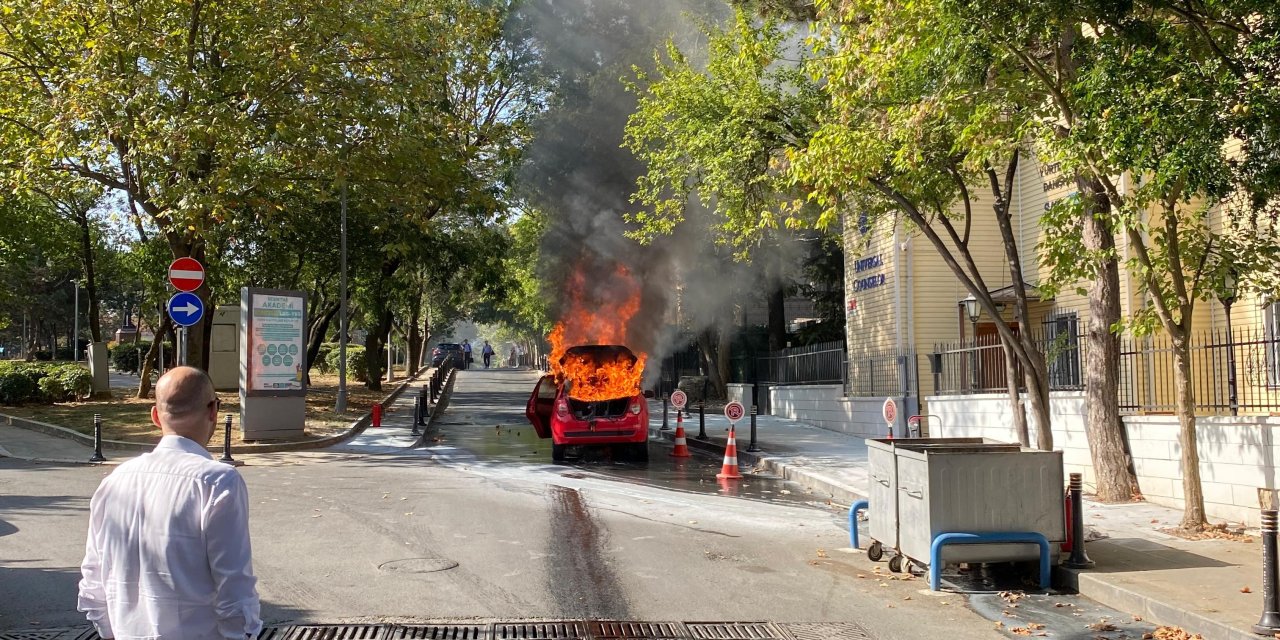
[151,405,162,428]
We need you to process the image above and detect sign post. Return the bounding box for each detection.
[239,288,307,440]
[167,258,206,367]
[882,397,898,439]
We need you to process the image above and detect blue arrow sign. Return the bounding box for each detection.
[167,291,205,327]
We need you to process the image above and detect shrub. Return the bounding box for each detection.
[32,350,52,361]
[314,343,337,374]
[109,341,151,374]
[0,362,93,404]
[324,345,368,382]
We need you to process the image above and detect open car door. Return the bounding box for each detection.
[525,375,556,439]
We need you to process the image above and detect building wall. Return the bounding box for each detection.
[929,392,1280,526]
[770,384,915,438]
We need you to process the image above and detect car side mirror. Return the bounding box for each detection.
[643,390,655,399]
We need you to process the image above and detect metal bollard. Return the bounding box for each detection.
[372,403,383,428]
[748,405,760,452]
[219,414,236,465]
[412,397,422,436]
[661,394,670,430]
[88,413,106,462]
[1063,473,1095,568]
[1256,509,1280,634]
[697,400,707,440]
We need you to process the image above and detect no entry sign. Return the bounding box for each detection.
[168,257,205,292]
[724,401,745,424]
[670,389,688,410]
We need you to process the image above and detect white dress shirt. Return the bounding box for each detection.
[79,435,261,640]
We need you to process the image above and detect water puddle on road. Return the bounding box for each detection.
[426,420,829,507]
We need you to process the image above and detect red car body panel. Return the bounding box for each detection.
[526,374,649,446]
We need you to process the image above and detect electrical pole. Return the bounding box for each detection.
[336,176,349,413]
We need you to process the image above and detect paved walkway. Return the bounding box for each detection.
[646,402,1264,640]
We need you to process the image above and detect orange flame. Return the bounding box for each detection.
[549,264,647,401]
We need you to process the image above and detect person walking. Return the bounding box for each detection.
[78,367,261,640]
[482,340,495,369]
[461,339,472,370]
[508,346,518,368]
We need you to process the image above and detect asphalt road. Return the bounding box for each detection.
[0,368,1015,639]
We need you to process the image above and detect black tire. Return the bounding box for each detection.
[888,554,904,573]
[867,541,884,562]
[630,442,649,463]
[552,442,566,462]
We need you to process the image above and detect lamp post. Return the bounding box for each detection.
[335,168,349,414]
[962,295,981,390]
[1221,269,1239,417]
[72,280,79,363]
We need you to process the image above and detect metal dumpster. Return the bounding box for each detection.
[866,438,1020,562]
[866,438,1064,570]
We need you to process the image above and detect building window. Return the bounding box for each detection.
[1044,313,1081,389]
[1267,301,1280,386]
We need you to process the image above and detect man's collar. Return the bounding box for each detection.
[156,434,213,460]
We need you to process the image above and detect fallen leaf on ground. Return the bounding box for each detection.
[1027,622,1044,630]
[902,596,912,601]
[1010,628,1033,636]
[1242,586,1253,593]
[816,549,828,558]
[1087,622,1118,631]
[1150,627,1204,639]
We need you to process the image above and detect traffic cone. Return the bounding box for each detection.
[716,426,742,480]
[671,411,691,458]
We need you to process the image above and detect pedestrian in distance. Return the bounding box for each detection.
[78,366,261,639]
[482,340,495,368]
[508,346,518,368]
[461,339,472,370]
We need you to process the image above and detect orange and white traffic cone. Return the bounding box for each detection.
[671,411,691,458]
[716,426,743,480]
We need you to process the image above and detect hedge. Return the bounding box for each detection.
[0,362,93,404]
[324,345,369,383]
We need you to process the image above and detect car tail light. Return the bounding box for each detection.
[629,398,642,415]
[556,400,569,418]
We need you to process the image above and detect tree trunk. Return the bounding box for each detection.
[1001,341,1031,447]
[74,211,104,343]
[1079,177,1142,501]
[696,328,727,399]
[1024,356,1053,451]
[408,294,423,376]
[364,308,394,391]
[137,314,173,399]
[1171,332,1208,530]
[304,303,340,379]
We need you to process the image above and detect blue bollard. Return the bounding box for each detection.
[848,500,869,549]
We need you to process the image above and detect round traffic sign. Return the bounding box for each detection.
[670,389,688,410]
[167,291,205,327]
[882,397,898,424]
[168,257,205,292]
[724,401,745,423]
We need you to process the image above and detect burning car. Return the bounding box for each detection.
[525,344,651,462]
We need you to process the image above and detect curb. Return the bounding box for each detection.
[0,372,426,459]
[1054,564,1255,640]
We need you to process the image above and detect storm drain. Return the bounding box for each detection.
[685,623,786,640]
[392,625,488,640]
[2,622,873,640]
[492,622,589,639]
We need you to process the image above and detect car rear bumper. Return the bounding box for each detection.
[552,417,648,445]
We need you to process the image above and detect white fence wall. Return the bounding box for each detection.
[769,385,912,438]
[928,391,1280,526]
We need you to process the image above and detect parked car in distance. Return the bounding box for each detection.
[525,344,652,463]
[430,343,465,367]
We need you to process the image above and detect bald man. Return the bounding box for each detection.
[78,367,261,639]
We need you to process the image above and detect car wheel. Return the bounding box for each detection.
[631,443,649,464]
[552,442,566,462]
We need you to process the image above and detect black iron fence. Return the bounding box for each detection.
[1119,327,1280,415]
[846,349,919,397]
[931,325,1280,415]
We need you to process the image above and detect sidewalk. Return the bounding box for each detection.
[648,402,1264,640]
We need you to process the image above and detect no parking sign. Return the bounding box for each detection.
[724,401,745,425]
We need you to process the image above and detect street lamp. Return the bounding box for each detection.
[1221,269,1239,416]
[335,170,349,414]
[962,295,981,390]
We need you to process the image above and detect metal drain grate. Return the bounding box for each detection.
[281,625,388,640]
[781,623,871,640]
[392,625,489,640]
[588,622,687,639]
[491,622,589,640]
[685,623,788,640]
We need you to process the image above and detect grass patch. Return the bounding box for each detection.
[2,368,419,445]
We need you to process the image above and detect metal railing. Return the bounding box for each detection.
[1119,326,1280,415]
[931,330,1083,395]
[846,349,918,397]
[755,340,848,387]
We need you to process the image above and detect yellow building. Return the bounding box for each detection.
[843,148,1280,417]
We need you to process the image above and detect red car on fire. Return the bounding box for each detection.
[525,344,651,462]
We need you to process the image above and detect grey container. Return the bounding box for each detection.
[896,444,1065,566]
[867,438,1022,555]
